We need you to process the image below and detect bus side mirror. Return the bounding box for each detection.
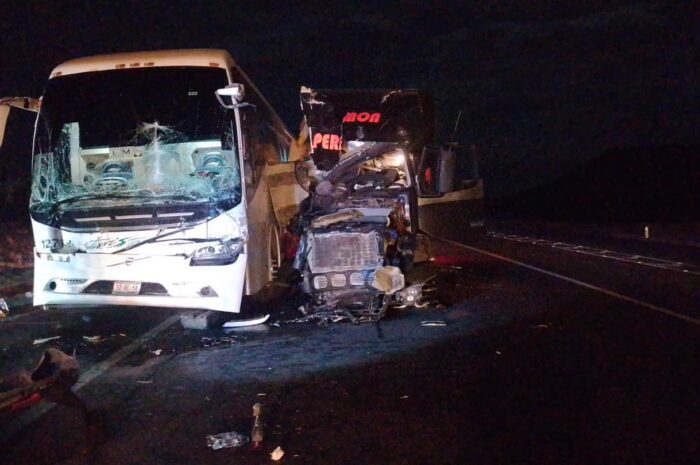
[417,145,457,196]
[0,97,40,148]
[215,84,246,109]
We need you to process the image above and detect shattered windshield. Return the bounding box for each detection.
[30,67,241,215]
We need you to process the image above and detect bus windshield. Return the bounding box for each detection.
[30,67,241,216]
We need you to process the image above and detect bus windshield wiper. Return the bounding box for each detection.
[112,223,195,254]
[50,191,199,209]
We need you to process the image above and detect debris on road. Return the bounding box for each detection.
[286,310,363,325]
[151,349,163,356]
[270,446,285,461]
[250,402,264,451]
[421,320,447,327]
[180,311,215,330]
[222,314,270,328]
[395,284,426,307]
[0,298,9,318]
[32,336,62,345]
[206,430,249,450]
[1,348,86,423]
[82,335,106,344]
[201,336,236,348]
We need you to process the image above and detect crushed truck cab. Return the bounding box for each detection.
[290,88,484,321]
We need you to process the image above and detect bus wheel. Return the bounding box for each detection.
[267,225,282,281]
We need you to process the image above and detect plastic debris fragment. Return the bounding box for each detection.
[420,320,446,327]
[371,265,405,294]
[270,446,285,461]
[0,298,8,319]
[33,336,62,345]
[222,314,270,328]
[206,431,249,450]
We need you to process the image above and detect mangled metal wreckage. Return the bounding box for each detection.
[290,88,443,322]
[292,143,422,322]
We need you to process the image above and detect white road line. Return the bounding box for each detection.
[0,312,182,442]
[441,238,700,327]
[489,232,700,275]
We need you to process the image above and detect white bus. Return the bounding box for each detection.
[0,49,298,313]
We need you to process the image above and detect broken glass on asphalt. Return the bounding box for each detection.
[206,430,249,450]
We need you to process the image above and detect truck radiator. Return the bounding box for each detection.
[308,231,383,274]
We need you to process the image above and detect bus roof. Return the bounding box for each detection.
[50,49,236,78]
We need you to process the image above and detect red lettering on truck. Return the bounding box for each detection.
[312,133,342,151]
[342,112,381,123]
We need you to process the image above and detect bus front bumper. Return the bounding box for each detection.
[32,251,248,313]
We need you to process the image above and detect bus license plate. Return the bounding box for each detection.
[113,281,141,295]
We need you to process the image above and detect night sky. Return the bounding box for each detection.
[1,1,698,197]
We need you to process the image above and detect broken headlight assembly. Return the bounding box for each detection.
[190,238,244,266]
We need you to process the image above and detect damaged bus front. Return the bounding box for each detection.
[291,88,484,321]
[1,49,292,313]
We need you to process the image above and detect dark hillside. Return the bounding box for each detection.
[496,145,699,222]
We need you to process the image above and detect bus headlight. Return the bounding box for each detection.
[190,239,244,266]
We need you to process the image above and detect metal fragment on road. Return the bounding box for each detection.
[32,336,62,345]
[420,320,446,327]
[222,313,270,328]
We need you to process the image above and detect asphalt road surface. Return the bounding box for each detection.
[0,227,698,464]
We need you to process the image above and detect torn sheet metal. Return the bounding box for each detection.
[290,88,440,322]
[222,313,270,328]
